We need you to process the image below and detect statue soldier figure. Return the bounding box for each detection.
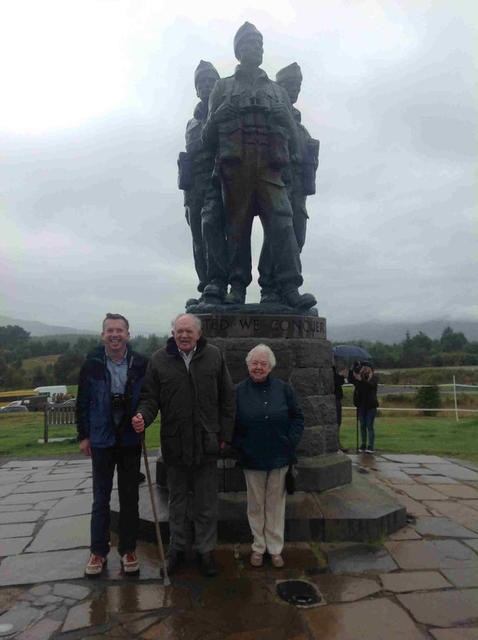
[178,60,228,306]
[258,62,319,303]
[202,22,316,309]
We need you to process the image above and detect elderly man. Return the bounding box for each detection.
[132,314,235,577]
[202,22,316,309]
[77,313,148,578]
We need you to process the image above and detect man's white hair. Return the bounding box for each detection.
[171,313,202,332]
[245,343,276,369]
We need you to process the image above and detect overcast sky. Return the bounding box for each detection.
[1,0,476,336]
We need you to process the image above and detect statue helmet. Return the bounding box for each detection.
[276,62,303,84]
[233,22,263,60]
[194,60,219,87]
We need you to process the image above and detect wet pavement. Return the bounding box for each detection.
[0,452,477,638]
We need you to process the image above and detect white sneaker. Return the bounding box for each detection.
[271,554,284,568]
[250,552,263,567]
[85,554,107,578]
[120,551,140,575]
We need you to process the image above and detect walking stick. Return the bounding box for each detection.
[140,433,170,586]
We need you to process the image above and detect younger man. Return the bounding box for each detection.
[77,313,148,577]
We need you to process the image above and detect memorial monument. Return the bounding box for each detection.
[116,21,406,545]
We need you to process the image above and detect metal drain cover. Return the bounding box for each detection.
[276,580,322,607]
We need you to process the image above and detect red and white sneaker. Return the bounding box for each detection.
[85,554,107,578]
[120,551,140,575]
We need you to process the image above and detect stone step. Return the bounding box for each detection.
[111,469,406,544]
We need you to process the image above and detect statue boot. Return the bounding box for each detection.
[224,284,246,305]
[203,283,225,304]
[283,288,317,310]
[260,289,282,304]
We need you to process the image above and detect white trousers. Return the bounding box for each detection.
[243,466,288,555]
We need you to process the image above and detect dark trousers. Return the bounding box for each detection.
[90,445,141,557]
[167,461,218,555]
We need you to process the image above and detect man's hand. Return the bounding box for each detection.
[132,413,145,434]
[79,438,91,457]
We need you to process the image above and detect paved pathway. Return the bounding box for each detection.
[1,452,478,638]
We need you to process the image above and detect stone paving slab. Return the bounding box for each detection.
[430,629,478,639]
[382,454,445,464]
[310,575,381,602]
[417,475,460,484]
[0,537,32,556]
[463,539,478,552]
[15,617,62,640]
[12,478,84,493]
[327,544,398,574]
[388,526,421,540]
[441,567,478,587]
[302,597,427,639]
[44,493,93,519]
[380,570,451,592]
[0,490,74,504]
[415,516,478,538]
[27,514,90,552]
[0,549,87,585]
[423,501,478,531]
[434,485,478,499]
[1,460,59,468]
[393,484,449,501]
[0,604,42,635]
[0,523,35,538]
[0,510,43,524]
[62,599,109,632]
[422,464,478,481]
[397,589,478,627]
[385,539,478,570]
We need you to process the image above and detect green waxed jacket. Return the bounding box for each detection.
[137,336,235,466]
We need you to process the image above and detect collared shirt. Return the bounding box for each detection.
[106,351,128,394]
[106,351,128,427]
[179,346,197,371]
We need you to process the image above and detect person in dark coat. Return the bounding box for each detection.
[132,313,235,577]
[234,344,304,568]
[348,361,378,454]
[77,313,148,578]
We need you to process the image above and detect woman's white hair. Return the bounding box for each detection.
[245,343,276,369]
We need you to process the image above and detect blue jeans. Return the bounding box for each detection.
[91,445,141,557]
[358,407,377,448]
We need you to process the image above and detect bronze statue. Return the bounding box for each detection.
[258,62,319,303]
[178,61,228,306]
[202,22,316,309]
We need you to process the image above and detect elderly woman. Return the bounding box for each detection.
[234,344,304,568]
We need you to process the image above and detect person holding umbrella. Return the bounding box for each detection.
[348,361,379,454]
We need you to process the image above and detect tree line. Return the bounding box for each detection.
[0,325,168,390]
[336,326,478,368]
[0,324,476,391]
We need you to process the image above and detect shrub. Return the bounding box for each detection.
[415,385,441,417]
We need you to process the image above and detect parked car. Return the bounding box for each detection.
[0,404,29,413]
[55,398,76,408]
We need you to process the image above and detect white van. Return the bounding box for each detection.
[34,385,68,398]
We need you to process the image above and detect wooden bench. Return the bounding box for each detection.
[43,405,76,443]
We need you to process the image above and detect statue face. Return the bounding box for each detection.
[196,73,218,102]
[280,78,302,104]
[237,34,263,67]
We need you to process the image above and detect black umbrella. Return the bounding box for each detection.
[332,345,372,360]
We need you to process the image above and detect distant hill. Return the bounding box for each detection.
[0,315,95,337]
[327,319,478,344]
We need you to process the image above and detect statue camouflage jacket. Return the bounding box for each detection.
[76,345,148,447]
[137,336,236,466]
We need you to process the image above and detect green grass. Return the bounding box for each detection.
[340,412,478,463]
[0,413,161,458]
